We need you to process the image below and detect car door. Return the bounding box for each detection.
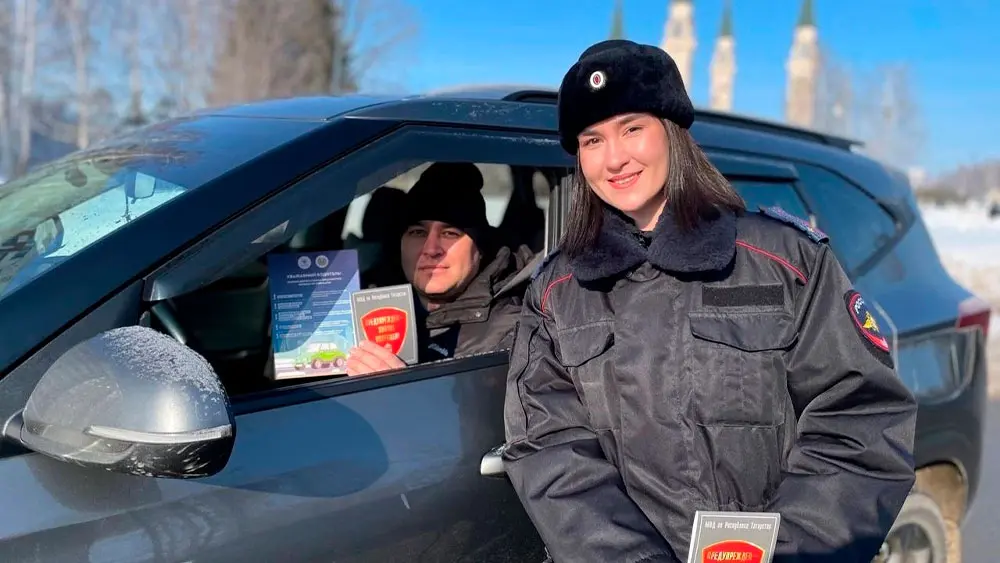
[0,123,571,562]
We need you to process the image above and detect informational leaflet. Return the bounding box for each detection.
[686,511,781,563]
[267,249,360,380]
[349,284,419,366]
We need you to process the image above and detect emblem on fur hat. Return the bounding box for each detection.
[588,70,607,91]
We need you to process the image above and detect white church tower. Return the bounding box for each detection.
[708,0,735,111]
[785,0,820,127]
[661,0,696,92]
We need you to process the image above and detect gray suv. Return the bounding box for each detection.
[0,87,985,562]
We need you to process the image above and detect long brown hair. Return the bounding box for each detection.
[560,119,745,258]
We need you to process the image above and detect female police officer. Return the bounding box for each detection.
[501,39,918,563]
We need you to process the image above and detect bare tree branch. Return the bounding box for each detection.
[0,0,419,176]
[58,0,95,148]
[812,48,926,172]
[335,0,418,92]
[209,0,336,105]
[861,64,926,170]
[813,47,854,138]
[0,0,17,177]
[13,0,39,175]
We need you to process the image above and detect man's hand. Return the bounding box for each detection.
[346,339,406,377]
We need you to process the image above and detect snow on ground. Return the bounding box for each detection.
[919,202,1000,395]
[921,202,1000,312]
[921,202,1000,267]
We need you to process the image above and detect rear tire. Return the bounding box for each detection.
[914,464,965,563]
[875,493,948,563]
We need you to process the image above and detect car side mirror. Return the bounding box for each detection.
[125,172,157,200]
[3,326,236,479]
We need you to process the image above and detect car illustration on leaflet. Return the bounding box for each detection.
[292,340,348,372]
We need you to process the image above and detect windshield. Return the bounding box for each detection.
[0,153,189,299]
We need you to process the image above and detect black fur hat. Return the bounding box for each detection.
[557,39,695,154]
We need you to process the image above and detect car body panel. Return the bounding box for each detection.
[0,359,542,562]
[907,327,988,518]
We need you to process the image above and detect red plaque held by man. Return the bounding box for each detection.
[359,307,410,355]
[350,284,420,365]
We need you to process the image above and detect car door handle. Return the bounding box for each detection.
[480,444,506,477]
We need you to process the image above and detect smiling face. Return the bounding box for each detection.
[400,220,482,303]
[577,113,670,231]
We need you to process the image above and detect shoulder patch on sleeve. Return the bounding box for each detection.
[844,289,893,368]
[758,205,829,243]
[531,248,561,280]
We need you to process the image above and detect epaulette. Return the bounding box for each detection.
[758,205,829,243]
[531,247,562,280]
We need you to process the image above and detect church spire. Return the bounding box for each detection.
[709,0,735,111]
[796,0,815,28]
[786,0,820,127]
[609,0,625,39]
[719,0,732,37]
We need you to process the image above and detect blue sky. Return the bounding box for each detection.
[383,0,998,175]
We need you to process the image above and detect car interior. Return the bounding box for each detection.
[148,161,563,398]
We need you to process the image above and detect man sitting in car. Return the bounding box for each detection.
[345,162,536,377]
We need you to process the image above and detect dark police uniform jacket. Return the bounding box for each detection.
[502,205,918,563]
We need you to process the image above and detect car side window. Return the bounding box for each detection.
[795,163,898,272]
[731,179,810,218]
[155,161,556,399]
[143,128,573,400]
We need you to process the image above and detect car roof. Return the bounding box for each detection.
[200,85,867,165]
[129,85,910,206]
[196,95,403,121]
[420,84,866,150]
[199,85,859,151]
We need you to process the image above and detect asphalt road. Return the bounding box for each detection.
[962,398,999,561]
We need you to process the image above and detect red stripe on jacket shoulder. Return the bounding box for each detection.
[735,240,808,284]
[541,273,573,315]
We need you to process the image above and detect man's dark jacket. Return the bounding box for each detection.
[502,206,918,563]
[419,243,536,361]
